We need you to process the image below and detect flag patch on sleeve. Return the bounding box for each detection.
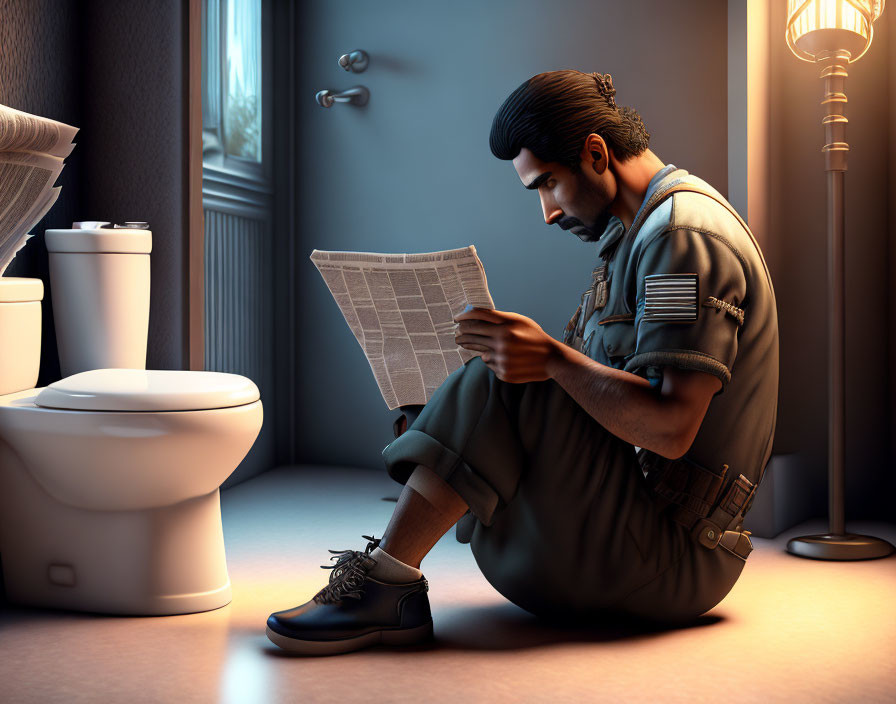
[643,274,698,322]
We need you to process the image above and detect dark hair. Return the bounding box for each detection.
[489,70,650,170]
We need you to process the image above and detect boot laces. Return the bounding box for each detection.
[312,535,380,605]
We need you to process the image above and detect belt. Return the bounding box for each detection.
[642,452,757,561]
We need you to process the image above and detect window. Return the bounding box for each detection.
[202,0,269,181]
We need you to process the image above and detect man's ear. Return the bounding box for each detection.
[581,133,609,174]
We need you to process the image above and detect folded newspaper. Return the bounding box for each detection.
[0,103,78,274]
[311,246,495,410]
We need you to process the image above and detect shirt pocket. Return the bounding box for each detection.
[598,313,636,365]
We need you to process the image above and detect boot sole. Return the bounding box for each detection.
[265,620,434,656]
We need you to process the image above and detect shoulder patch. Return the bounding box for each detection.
[643,273,698,322]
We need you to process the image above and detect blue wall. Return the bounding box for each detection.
[291,0,729,469]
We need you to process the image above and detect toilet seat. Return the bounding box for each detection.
[35,369,260,412]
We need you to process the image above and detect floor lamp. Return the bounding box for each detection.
[784,0,895,560]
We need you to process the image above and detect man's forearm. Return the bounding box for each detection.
[452,307,715,457]
[545,341,691,458]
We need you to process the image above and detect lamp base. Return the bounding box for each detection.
[786,533,895,561]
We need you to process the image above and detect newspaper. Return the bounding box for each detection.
[311,246,495,410]
[0,104,77,274]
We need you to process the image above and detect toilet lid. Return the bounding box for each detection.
[35,369,260,412]
[0,277,44,302]
[45,228,152,254]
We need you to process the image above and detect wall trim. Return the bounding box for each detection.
[188,0,205,371]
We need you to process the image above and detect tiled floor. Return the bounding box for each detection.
[1,465,895,703]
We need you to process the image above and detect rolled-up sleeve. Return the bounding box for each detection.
[624,228,747,388]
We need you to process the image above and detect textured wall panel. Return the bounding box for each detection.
[80,0,189,371]
[0,0,83,386]
[204,209,274,486]
[1,0,192,378]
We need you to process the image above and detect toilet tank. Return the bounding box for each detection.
[44,224,151,376]
[0,277,43,395]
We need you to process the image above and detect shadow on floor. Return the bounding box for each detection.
[259,602,723,657]
[0,602,203,627]
[431,602,722,651]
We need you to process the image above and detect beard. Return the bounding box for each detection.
[556,209,613,243]
[556,171,615,242]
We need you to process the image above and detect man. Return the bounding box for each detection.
[266,70,778,655]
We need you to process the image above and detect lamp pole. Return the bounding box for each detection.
[784,4,894,560]
[823,49,848,539]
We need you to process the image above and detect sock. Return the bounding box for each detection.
[368,546,423,583]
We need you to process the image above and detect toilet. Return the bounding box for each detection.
[0,261,262,614]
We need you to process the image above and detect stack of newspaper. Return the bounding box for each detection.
[0,103,78,274]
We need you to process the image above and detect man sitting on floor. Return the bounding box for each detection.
[266,69,779,656]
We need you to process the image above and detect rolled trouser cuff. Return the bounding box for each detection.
[382,429,500,526]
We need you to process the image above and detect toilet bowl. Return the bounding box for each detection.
[0,369,262,615]
[0,275,263,615]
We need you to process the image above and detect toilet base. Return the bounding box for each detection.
[0,449,233,615]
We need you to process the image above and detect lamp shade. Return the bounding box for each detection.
[786,0,886,61]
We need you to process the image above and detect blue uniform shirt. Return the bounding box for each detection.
[563,165,779,490]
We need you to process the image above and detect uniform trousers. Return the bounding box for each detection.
[382,357,745,623]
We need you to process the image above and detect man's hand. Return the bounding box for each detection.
[454,307,721,458]
[454,307,563,383]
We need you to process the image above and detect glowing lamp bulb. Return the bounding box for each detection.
[786,0,886,61]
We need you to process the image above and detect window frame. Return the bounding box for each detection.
[202,0,273,193]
